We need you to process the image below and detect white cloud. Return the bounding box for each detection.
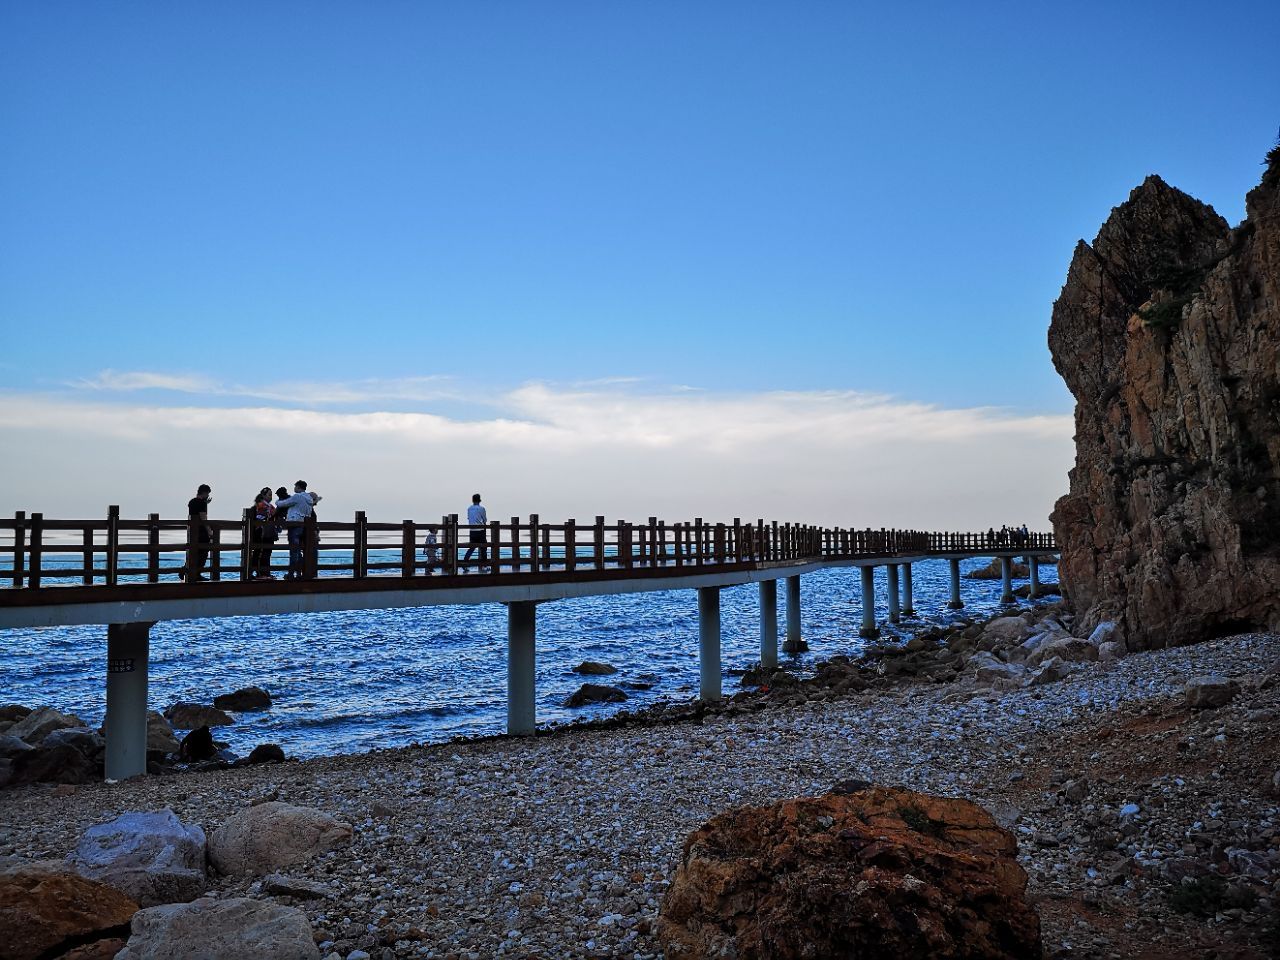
[0,381,1074,530]
[71,369,462,407]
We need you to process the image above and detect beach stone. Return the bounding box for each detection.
[1184,676,1241,709]
[981,616,1033,646]
[0,705,31,724]
[9,743,98,785]
[212,686,272,712]
[964,651,1027,686]
[70,810,207,907]
[163,703,232,729]
[243,743,286,765]
[658,786,1041,959]
[564,683,628,707]
[1026,637,1099,668]
[115,896,319,960]
[262,873,333,900]
[1087,621,1120,647]
[1269,768,1280,799]
[58,937,129,960]
[572,661,618,675]
[208,802,353,876]
[0,735,33,760]
[1098,640,1126,662]
[42,726,105,760]
[1028,656,1079,686]
[7,706,85,745]
[146,713,180,758]
[0,866,138,960]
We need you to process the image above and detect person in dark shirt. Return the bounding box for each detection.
[180,484,213,581]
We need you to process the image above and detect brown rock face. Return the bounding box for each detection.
[657,787,1041,959]
[0,867,138,960]
[1049,153,1280,649]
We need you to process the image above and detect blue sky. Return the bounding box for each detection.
[1,2,1277,523]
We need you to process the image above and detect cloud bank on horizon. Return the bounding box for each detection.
[0,372,1073,530]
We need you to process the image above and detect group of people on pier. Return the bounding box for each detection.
[181,485,489,582]
[986,524,1031,548]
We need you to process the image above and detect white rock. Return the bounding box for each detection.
[116,896,319,959]
[71,809,207,906]
[209,802,353,877]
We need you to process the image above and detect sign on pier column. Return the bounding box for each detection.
[859,566,878,639]
[783,575,806,653]
[105,621,151,780]
[759,580,778,670]
[948,558,964,609]
[698,587,722,701]
[886,563,901,624]
[999,556,1015,604]
[902,564,915,616]
[507,601,537,736]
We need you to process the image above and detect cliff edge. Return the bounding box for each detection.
[1049,150,1280,649]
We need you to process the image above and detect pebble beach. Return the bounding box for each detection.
[4,625,1278,959]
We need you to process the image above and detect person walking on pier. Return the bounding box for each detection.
[179,484,213,581]
[276,480,322,579]
[463,493,488,568]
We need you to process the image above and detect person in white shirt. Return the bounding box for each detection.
[463,493,488,567]
[275,480,322,579]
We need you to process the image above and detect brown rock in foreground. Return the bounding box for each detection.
[1048,149,1280,650]
[658,786,1041,959]
[0,867,138,960]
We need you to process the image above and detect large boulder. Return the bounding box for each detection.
[208,802,352,877]
[115,897,319,960]
[1184,675,1241,710]
[564,683,628,707]
[572,661,618,676]
[146,713,180,758]
[42,726,105,760]
[1048,162,1280,650]
[70,810,207,907]
[0,705,32,723]
[0,735,33,760]
[163,703,232,730]
[0,866,138,960]
[658,787,1041,959]
[7,706,85,745]
[212,687,272,712]
[8,743,98,785]
[1026,637,1100,669]
[963,651,1027,687]
[980,617,1032,647]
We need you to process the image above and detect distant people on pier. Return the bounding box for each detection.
[421,528,440,573]
[179,484,213,581]
[276,481,322,580]
[250,488,277,579]
[463,493,488,567]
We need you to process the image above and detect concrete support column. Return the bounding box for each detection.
[507,601,537,735]
[698,587,722,701]
[1000,556,1015,604]
[759,580,778,670]
[859,566,879,639]
[901,563,915,617]
[1028,555,1041,598]
[783,575,806,653]
[105,621,151,780]
[947,558,964,609]
[886,563,901,624]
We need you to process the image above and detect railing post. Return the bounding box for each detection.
[529,514,540,572]
[733,518,742,563]
[11,511,25,588]
[621,522,633,570]
[239,509,253,582]
[446,514,459,576]
[106,505,120,587]
[401,520,415,577]
[82,526,94,586]
[29,513,43,589]
[354,511,369,578]
[488,519,500,575]
[510,516,521,572]
[594,516,605,570]
[304,515,318,580]
[565,519,577,572]
[209,525,222,581]
[714,522,726,564]
[674,523,685,568]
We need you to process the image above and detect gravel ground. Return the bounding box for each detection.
[3,630,1278,959]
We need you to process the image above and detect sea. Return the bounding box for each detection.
[0,557,1058,758]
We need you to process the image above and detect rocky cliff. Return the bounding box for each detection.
[1049,149,1280,649]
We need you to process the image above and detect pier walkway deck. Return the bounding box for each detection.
[1,509,1057,778]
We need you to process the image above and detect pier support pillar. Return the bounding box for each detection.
[1000,556,1015,604]
[901,563,915,617]
[886,563,901,624]
[105,621,151,780]
[507,601,537,736]
[699,587,722,701]
[783,575,806,653]
[859,566,879,639]
[759,580,778,670]
[1028,555,1041,598]
[947,558,964,609]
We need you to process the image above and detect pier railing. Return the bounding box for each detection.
[0,509,1056,591]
